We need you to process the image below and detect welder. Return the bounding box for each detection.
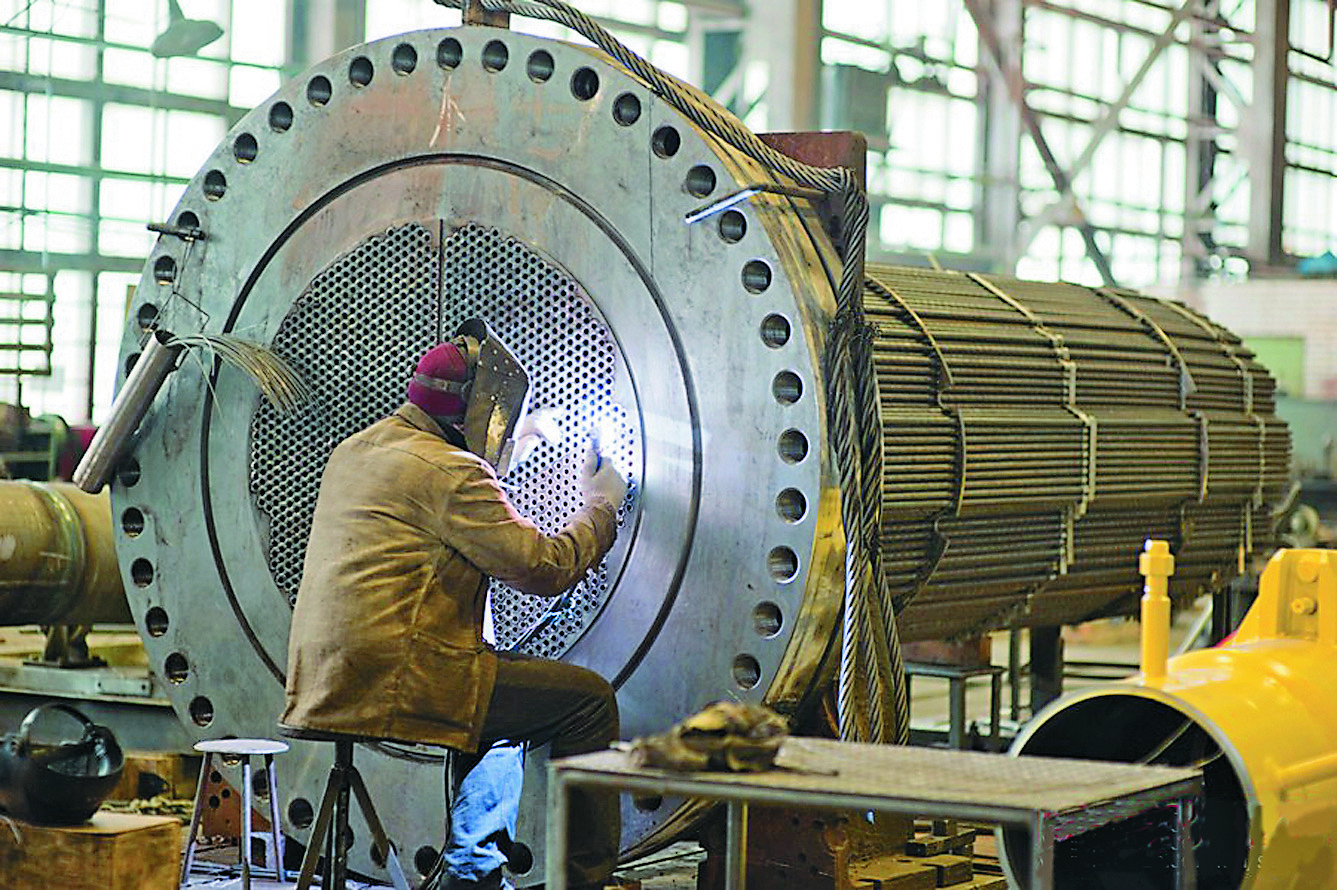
[282,319,628,890]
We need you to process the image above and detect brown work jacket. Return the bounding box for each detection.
[281,403,617,751]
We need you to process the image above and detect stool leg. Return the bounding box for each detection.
[332,740,352,890]
[348,767,411,890]
[265,753,286,882]
[241,756,253,890]
[295,762,342,890]
[180,752,212,887]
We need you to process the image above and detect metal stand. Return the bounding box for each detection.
[905,660,1004,750]
[180,738,289,889]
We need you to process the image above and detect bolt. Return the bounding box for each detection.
[1291,597,1318,616]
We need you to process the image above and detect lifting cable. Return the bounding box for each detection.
[434,0,909,744]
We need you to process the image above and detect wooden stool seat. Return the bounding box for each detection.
[180,738,288,889]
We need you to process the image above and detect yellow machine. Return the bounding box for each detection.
[1013,546,1337,888]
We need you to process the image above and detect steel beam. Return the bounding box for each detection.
[1244,0,1289,268]
[974,0,1024,270]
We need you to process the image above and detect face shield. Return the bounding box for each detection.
[454,318,532,477]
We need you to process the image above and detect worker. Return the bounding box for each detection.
[282,320,628,890]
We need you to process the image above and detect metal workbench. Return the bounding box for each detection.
[546,736,1201,890]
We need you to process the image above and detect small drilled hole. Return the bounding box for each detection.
[778,429,809,463]
[652,125,680,158]
[164,652,188,684]
[733,655,762,689]
[144,606,169,637]
[189,696,214,727]
[131,558,154,587]
[208,794,220,808]
[633,795,663,812]
[571,66,599,100]
[613,92,641,125]
[203,170,226,200]
[153,256,176,283]
[768,546,799,581]
[122,507,145,537]
[754,602,783,637]
[527,50,554,82]
[762,314,791,348]
[117,457,141,487]
[288,798,314,830]
[268,101,293,131]
[743,260,773,293]
[482,40,509,72]
[209,770,222,783]
[392,42,418,74]
[773,372,802,405]
[776,489,807,522]
[438,38,463,69]
[719,210,746,243]
[233,132,258,163]
[415,846,440,876]
[685,165,716,197]
[349,56,373,87]
[307,75,332,105]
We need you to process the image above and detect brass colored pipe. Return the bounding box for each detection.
[0,480,129,626]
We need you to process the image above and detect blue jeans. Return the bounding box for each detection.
[444,741,524,881]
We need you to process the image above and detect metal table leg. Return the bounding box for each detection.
[1175,795,1197,890]
[545,772,569,890]
[725,800,749,890]
[989,670,1003,751]
[1030,815,1055,890]
[949,677,966,749]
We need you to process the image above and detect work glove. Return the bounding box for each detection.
[580,444,628,508]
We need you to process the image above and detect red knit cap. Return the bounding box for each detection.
[407,342,471,419]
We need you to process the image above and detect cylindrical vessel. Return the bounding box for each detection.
[0,481,129,626]
[1007,548,1337,889]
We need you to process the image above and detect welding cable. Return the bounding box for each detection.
[434,0,908,745]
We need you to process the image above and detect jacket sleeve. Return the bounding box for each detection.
[436,460,619,597]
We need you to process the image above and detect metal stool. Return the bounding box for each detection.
[278,724,411,890]
[180,738,289,889]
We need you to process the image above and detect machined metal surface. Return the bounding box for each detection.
[106,23,1287,887]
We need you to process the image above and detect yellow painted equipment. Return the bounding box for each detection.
[1010,547,1337,889]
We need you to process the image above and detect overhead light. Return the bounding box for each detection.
[150,0,223,58]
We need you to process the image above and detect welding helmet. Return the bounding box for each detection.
[453,318,532,476]
[0,703,124,824]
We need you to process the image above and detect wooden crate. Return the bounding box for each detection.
[0,811,180,890]
[108,750,201,801]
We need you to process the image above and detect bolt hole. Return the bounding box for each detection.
[743,260,773,293]
[509,842,534,875]
[761,314,790,348]
[438,38,463,69]
[652,125,680,158]
[776,488,807,523]
[414,846,441,876]
[482,40,509,72]
[307,75,332,105]
[288,798,314,830]
[768,546,799,582]
[208,794,220,809]
[189,696,214,727]
[117,457,141,487]
[773,371,802,405]
[778,429,809,463]
[718,210,746,243]
[733,654,762,690]
[144,606,168,637]
[203,169,227,200]
[124,352,140,377]
[685,165,716,198]
[233,132,258,163]
[526,50,554,82]
[131,558,154,588]
[633,795,663,812]
[349,56,374,87]
[121,507,145,537]
[268,101,293,131]
[392,42,418,75]
[177,210,199,229]
[164,652,188,684]
[153,256,176,283]
[571,66,599,100]
[613,92,641,125]
[754,602,783,638]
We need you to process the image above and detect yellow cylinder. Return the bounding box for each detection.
[0,480,130,626]
[1010,548,1337,889]
[1139,538,1174,682]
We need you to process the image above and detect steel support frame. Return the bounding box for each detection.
[1243,0,1290,270]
